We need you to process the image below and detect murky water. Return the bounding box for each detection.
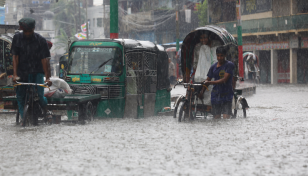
[1,85,308,175]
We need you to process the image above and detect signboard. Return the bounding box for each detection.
[0,39,13,75]
[290,36,299,48]
[243,41,289,51]
[301,37,308,48]
[241,0,272,15]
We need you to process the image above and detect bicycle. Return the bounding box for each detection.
[14,82,50,127]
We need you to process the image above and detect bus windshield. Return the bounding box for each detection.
[68,47,123,75]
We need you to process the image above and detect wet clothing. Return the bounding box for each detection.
[207,60,234,105]
[11,32,50,119]
[193,44,218,105]
[211,101,232,115]
[194,45,217,82]
[11,32,51,76]
[16,73,47,118]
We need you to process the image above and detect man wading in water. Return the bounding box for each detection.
[11,18,52,125]
[202,46,235,119]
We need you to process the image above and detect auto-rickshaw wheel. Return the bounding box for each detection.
[85,101,95,121]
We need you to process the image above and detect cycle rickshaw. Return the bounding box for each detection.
[173,25,249,122]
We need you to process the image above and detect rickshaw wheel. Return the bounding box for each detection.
[173,96,184,119]
[232,109,237,119]
[243,108,247,118]
[178,101,189,122]
[233,100,248,118]
[85,101,94,121]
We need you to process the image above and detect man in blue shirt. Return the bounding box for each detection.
[11,18,51,125]
[202,46,235,119]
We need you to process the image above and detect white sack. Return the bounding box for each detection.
[44,78,72,98]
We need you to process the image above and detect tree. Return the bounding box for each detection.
[52,0,85,51]
[196,0,208,26]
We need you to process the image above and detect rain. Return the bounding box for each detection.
[0,0,308,175]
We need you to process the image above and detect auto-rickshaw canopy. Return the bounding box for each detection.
[181,25,239,82]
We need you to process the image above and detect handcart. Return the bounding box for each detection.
[3,91,101,125]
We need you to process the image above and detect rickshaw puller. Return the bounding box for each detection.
[11,18,52,122]
[201,46,235,119]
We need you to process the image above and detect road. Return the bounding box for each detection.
[0,85,308,175]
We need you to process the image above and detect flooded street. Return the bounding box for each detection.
[1,85,308,176]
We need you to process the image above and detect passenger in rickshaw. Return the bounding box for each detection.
[193,31,218,105]
[202,46,235,119]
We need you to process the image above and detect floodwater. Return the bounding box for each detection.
[1,85,308,176]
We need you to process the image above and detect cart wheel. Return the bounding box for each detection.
[178,101,188,122]
[85,101,94,121]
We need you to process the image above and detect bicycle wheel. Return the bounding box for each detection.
[22,104,31,127]
[32,102,40,125]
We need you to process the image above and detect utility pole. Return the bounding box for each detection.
[236,0,244,78]
[176,0,180,52]
[110,0,118,39]
[86,0,89,39]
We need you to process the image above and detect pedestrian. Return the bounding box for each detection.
[11,17,52,125]
[169,58,176,86]
[202,46,235,119]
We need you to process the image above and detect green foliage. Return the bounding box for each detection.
[51,0,85,50]
[55,28,76,52]
[196,0,208,26]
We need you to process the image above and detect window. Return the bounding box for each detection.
[69,47,123,75]
[97,18,103,27]
[297,0,308,13]
[93,18,95,27]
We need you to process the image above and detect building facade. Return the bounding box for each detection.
[87,5,109,39]
[209,0,308,84]
[119,0,201,44]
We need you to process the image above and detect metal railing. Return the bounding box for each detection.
[216,13,308,35]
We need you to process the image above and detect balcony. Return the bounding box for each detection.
[216,13,308,36]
